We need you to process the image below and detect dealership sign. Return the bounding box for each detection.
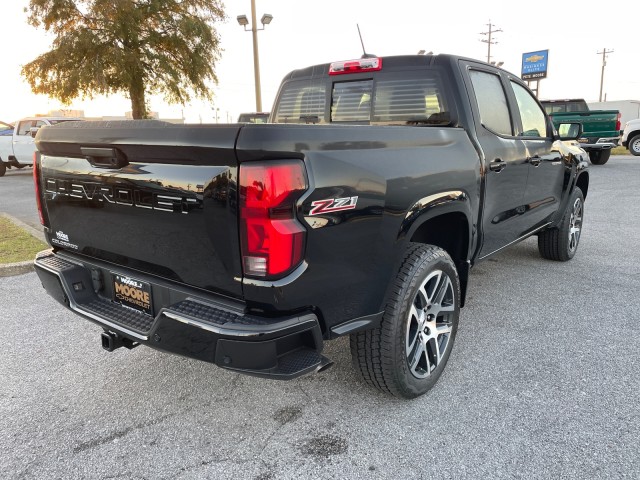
[521,50,549,80]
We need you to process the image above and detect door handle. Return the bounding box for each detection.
[527,155,541,166]
[489,159,506,172]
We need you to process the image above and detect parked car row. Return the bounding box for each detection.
[0,117,83,176]
[237,112,270,123]
[2,102,637,178]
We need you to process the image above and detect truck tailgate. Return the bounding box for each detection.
[35,121,244,298]
[550,110,619,139]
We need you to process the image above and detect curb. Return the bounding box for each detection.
[0,261,34,278]
[0,213,46,278]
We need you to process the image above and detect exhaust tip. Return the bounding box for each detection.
[316,356,334,373]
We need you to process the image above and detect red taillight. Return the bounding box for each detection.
[616,112,621,132]
[329,57,382,75]
[32,152,45,225]
[239,161,307,278]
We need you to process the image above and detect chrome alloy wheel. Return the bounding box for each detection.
[405,270,455,379]
[568,197,583,254]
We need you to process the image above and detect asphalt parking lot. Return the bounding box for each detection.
[1,156,639,479]
[0,167,40,229]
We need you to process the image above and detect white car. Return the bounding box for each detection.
[621,118,640,156]
[0,117,83,176]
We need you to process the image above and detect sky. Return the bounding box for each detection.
[1,0,638,124]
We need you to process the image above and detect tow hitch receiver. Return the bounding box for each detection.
[101,331,139,352]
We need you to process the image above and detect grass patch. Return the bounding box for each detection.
[0,217,47,264]
[611,146,628,155]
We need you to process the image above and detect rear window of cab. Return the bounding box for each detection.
[273,69,452,126]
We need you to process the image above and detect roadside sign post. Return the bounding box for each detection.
[521,50,549,98]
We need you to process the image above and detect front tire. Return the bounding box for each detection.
[350,244,460,399]
[589,149,611,165]
[0,162,6,177]
[628,134,640,156]
[538,187,584,261]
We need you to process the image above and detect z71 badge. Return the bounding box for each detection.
[309,196,358,215]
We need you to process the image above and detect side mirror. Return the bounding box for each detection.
[29,126,41,138]
[557,122,582,141]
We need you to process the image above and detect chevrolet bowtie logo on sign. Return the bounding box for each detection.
[113,274,153,315]
[525,54,544,63]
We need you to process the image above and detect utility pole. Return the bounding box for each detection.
[480,21,502,64]
[597,48,614,102]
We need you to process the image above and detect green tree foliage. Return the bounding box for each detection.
[22,0,225,118]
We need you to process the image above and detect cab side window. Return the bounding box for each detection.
[469,70,512,136]
[510,81,548,138]
[373,75,451,126]
[17,121,34,136]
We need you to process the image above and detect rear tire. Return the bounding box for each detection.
[589,149,611,165]
[538,187,584,261]
[350,243,460,399]
[628,134,640,156]
[0,162,6,177]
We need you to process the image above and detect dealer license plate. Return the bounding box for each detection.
[113,274,153,316]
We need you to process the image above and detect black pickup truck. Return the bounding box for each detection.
[33,54,589,398]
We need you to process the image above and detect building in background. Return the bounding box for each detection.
[38,109,86,118]
[34,110,184,124]
[588,100,640,126]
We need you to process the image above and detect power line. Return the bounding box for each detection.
[480,21,502,64]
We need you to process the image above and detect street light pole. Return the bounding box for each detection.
[237,2,273,113]
[250,0,262,112]
[597,48,614,102]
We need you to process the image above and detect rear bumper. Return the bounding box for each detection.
[578,142,615,152]
[579,136,619,147]
[3,158,32,167]
[34,250,329,379]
